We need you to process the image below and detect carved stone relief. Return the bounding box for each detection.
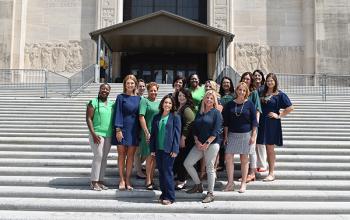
[213,0,228,31]
[100,0,116,28]
[234,43,304,74]
[24,41,83,73]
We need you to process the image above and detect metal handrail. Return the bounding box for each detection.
[215,66,350,101]
[0,64,95,98]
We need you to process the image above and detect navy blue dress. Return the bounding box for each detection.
[257,91,292,146]
[113,94,141,146]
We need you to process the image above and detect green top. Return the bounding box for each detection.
[88,98,115,137]
[189,85,205,112]
[157,114,169,150]
[139,97,160,156]
[221,93,235,107]
[248,90,262,113]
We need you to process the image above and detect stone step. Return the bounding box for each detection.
[0,165,348,177]
[0,197,349,214]
[0,211,347,220]
[1,176,349,189]
[0,186,349,202]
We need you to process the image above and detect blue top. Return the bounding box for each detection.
[257,91,292,146]
[193,108,222,144]
[150,113,181,154]
[113,94,141,146]
[223,100,258,133]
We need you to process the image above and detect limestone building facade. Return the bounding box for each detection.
[0,0,349,81]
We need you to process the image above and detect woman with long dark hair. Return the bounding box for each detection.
[173,88,196,190]
[257,73,294,181]
[252,69,268,172]
[150,95,181,205]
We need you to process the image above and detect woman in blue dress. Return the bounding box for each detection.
[114,74,141,190]
[257,73,294,181]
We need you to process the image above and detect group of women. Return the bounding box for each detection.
[85,70,294,205]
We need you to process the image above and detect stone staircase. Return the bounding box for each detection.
[0,83,350,219]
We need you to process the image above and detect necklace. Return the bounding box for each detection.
[234,101,245,117]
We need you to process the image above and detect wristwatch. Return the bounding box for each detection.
[205,141,210,145]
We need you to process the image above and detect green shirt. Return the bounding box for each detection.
[157,114,169,150]
[139,97,160,156]
[221,93,235,107]
[88,98,115,137]
[189,85,205,112]
[248,90,262,113]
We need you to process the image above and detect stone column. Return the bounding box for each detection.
[207,0,234,79]
[10,0,27,69]
[302,0,315,75]
[97,0,122,82]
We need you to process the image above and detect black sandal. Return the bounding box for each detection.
[146,183,154,190]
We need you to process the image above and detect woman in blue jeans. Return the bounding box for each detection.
[150,95,181,205]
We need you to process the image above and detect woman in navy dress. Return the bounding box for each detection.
[257,73,294,181]
[114,74,141,190]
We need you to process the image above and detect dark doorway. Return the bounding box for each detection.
[121,53,207,83]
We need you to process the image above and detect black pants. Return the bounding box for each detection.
[173,145,192,182]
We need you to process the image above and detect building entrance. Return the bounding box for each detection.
[121,53,207,83]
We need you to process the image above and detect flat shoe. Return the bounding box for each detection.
[146,183,154,190]
[263,175,275,182]
[90,183,102,191]
[161,200,173,205]
[222,183,235,192]
[126,185,134,191]
[118,182,126,191]
[98,183,108,190]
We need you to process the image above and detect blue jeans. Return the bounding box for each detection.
[156,150,176,202]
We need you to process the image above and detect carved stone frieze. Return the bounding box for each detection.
[24,41,83,73]
[234,43,304,74]
[100,0,116,28]
[213,0,228,31]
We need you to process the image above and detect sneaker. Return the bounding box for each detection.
[186,184,203,194]
[202,192,214,203]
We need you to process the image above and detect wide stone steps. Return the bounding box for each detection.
[1,84,350,217]
[0,198,349,215]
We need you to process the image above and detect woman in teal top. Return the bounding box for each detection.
[139,82,160,190]
[240,72,262,183]
[86,83,115,191]
[150,95,181,205]
[188,73,205,112]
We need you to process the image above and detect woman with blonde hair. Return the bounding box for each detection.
[114,74,141,190]
[184,90,222,203]
[222,82,258,193]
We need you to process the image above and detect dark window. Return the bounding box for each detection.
[124,0,207,24]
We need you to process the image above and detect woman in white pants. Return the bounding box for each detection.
[86,83,115,191]
[184,90,222,203]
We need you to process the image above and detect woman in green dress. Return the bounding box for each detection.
[187,73,205,112]
[139,82,160,190]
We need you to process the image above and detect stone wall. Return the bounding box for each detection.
[25,0,97,74]
[315,0,350,74]
[233,0,305,74]
[0,0,13,68]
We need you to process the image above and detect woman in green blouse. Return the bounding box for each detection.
[139,82,160,190]
[187,73,205,112]
[86,83,114,191]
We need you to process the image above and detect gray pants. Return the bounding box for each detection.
[184,143,220,193]
[89,135,112,181]
[256,144,268,169]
